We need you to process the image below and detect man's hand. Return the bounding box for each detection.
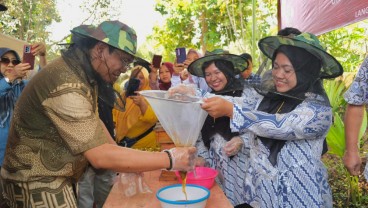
[343,150,362,175]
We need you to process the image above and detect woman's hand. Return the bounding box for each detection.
[130,94,148,114]
[167,84,196,97]
[173,62,185,74]
[5,63,31,82]
[223,136,244,157]
[130,94,146,106]
[194,156,207,167]
[180,69,189,81]
[201,96,234,118]
[31,42,46,57]
[149,66,158,82]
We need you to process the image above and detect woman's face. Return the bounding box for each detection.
[136,71,146,90]
[159,65,172,83]
[185,52,199,65]
[272,52,297,93]
[0,52,19,76]
[204,63,228,92]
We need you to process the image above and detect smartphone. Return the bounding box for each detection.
[23,45,35,70]
[152,55,162,68]
[125,78,140,97]
[175,47,186,64]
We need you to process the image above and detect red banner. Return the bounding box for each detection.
[279,0,368,35]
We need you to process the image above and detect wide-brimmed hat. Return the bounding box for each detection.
[71,24,96,37]
[133,57,151,72]
[71,20,137,57]
[258,32,343,79]
[188,49,248,77]
[0,0,7,11]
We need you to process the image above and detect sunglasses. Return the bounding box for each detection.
[0,57,21,66]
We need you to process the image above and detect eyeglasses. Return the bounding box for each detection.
[113,50,134,71]
[121,58,134,71]
[0,57,21,66]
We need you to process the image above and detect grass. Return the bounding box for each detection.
[323,153,368,207]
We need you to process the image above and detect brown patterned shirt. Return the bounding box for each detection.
[1,56,108,191]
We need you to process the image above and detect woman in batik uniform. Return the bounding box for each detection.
[195,33,343,207]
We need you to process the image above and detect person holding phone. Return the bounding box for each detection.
[113,65,159,149]
[153,61,174,90]
[0,43,47,206]
[172,48,211,92]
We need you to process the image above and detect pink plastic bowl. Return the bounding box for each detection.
[175,167,218,189]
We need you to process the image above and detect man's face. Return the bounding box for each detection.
[94,44,134,83]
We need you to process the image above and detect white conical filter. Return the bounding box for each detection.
[140,90,207,147]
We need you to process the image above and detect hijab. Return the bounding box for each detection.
[256,45,323,166]
[158,62,174,91]
[200,59,244,150]
[114,66,151,140]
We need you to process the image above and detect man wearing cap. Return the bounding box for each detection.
[0,20,196,207]
[67,24,117,208]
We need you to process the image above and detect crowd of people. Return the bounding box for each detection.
[1,1,368,208]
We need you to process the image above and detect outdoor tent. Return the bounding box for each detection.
[0,32,28,58]
[278,0,368,35]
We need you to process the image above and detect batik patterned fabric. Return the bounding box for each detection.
[229,87,333,208]
[196,128,252,206]
[1,56,108,207]
[2,178,77,208]
[343,56,368,179]
[243,73,261,86]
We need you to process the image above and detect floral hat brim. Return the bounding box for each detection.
[188,52,248,77]
[258,32,343,79]
[71,20,137,57]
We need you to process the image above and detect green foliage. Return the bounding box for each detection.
[319,22,368,72]
[1,0,60,42]
[324,73,368,205]
[150,0,277,63]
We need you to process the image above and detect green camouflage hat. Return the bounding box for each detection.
[71,20,137,57]
[188,49,248,77]
[71,25,96,37]
[258,32,343,79]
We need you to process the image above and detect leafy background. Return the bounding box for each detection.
[1,0,368,206]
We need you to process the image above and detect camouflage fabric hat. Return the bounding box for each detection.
[71,20,137,57]
[71,24,96,37]
[258,32,343,79]
[188,49,248,77]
